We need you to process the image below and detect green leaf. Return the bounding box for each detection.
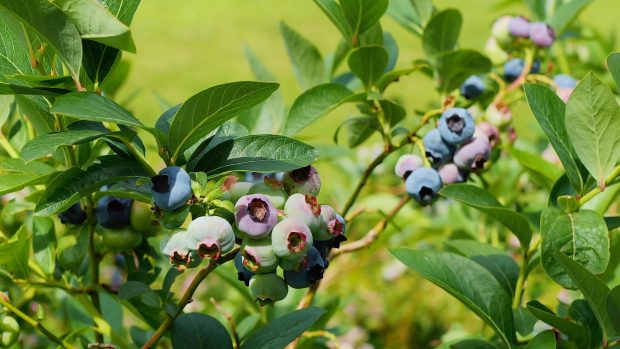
[50,0,135,52]
[168,81,278,162]
[313,0,352,40]
[118,281,153,301]
[34,155,147,216]
[283,83,363,136]
[526,330,556,349]
[569,299,603,348]
[347,45,388,89]
[0,158,56,195]
[171,313,233,349]
[390,248,516,346]
[524,84,585,194]
[6,74,74,88]
[541,207,610,289]
[280,22,325,90]
[565,72,620,188]
[0,0,82,78]
[435,49,491,93]
[440,184,532,246]
[387,0,423,35]
[240,307,325,349]
[0,12,37,77]
[21,129,109,161]
[444,239,506,257]
[422,9,462,57]
[189,135,320,175]
[550,0,591,35]
[0,226,30,278]
[507,147,563,188]
[450,339,497,349]
[607,53,620,92]
[51,92,143,127]
[334,116,380,148]
[608,285,620,335]
[0,83,68,95]
[554,252,614,337]
[339,0,388,39]
[527,301,590,348]
[524,0,546,20]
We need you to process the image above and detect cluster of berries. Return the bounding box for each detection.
[162,165,346,306]
[395,108,499,206]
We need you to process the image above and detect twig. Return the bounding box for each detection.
[210,298,240,349]
[141,248,240,349]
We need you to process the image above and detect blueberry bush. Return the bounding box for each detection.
[0,0,619,348]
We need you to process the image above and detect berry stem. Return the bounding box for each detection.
[0,296,77,349]
[141,248,239,349]
[0,132,18,158]
[512,236,541,309]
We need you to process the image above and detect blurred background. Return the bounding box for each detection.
[110,1,619,348]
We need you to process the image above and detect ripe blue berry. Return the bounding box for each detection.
[453,136,491,171]
[249,273,288,306]
[241,237,279,273]
[508,16,530,37]
[394,154,423,180]
[423,129,455,167]
[504,58,540,82]
[438,108,475,145]
[529,22,555,48]
[96,196,132,229]
[554,74,577,88]
[235,194,278,239]
[315,205,345,243]
[162,230,200,271]
[248,181,288,209]
[235,252,253,286]
[405,167,443,206]
[283,194,322,232]
[271,217,313,261]
[151,166,192,211]
[59,202,87,225]
[187,216,235,260]
[438,163,466,184]
[284,246,326,289]
[460,75,485,100]
[283,165,321,196]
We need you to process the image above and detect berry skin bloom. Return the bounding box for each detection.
[394,154,423,179]
[282,165,321,197]
[283,193,322,232]
[460,75,485,100]
[187,216,235,260]
[491,16,512,48]
[96,196,132,229]
[162,230,199,271]
[438,108,476,145]
[529,22,555,48]
[453,136,492,171]
[271,217,313,261]
[234,252,253,286]
[438,163,466,184]
[249,273,288,306]
[508,16,530,37]
[248,181,288,209]
[284,246,326,289]
[241,237,279,273]
[315,205,346,243]
[423,129,455,167]
[554,74,577,88]
[234,194,278,239]
[151,166,193,211]
[405,167,443,206]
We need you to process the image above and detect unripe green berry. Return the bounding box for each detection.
[249,273,288,306]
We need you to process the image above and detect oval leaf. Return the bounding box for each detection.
[171,313,233,349]
[422,9,462,57]
[51,92,143,127]
[240,307,325,349]
[348,45,388,88]
[339,0,388,38]
[390,248,516,347]
[608,285,620,335]
[21,129,109,161]
[168,81,279,161]
[280,22,325,89]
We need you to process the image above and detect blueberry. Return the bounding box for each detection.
[59,202,87,225]
[283,165,321,196]
[249,273,288,306]
[187,216,235,260]
[0,316,19,347]
[271,217,313,262]
[438,163,466,184]
[491,16,512,48]
[96,196,132,229]
[229,181,253,204]
[475,122,500,148]
[315,205,346,243]
[423,129,455,167]
[453,136,491,171]
[162,230,200,271]
[248,181,288,209]
[405,167,443,206]
[235,194,278,239]
[504,59,524,82]
[529,22,555,48]
[486,103,512,126]
[235,252,253,286]
[554,74,577,88]
[151,166,192,211]
[508,16,530,37]
[394,154,423,180]
[556,87,573,102]
[460,76,485,100]
[241,237,279,273]
[244,172,275,183]
[284,246,326,289]
[438,108,475,145]
[283,194,322,232]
